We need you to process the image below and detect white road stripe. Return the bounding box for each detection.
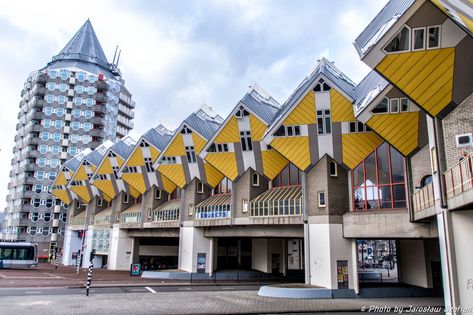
[145,286,156,293]
[24,291,42,294]
[221,287,234,290]
[178,287,192,291]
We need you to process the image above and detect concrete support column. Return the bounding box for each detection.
[307,221,354,290]
[398,239,431,288]
[179,226,212,273]
[282,239,287,276]
[209,237,215,276]
[108,225,133,270]
[62,229,81,266]
[252,239,270,273]
[82,228,93,268]
[131,237,140,264]
[140,190,154,228]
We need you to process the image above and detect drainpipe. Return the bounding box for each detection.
[406,158,414,223]
[302,172,311,284]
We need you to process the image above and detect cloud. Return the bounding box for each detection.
[0,0,387,212]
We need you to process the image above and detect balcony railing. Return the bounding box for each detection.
[250,185,302,217]
[153,200,180,222]
[412,182,435,212]
[444,152,473,199]
[120,204,142,224]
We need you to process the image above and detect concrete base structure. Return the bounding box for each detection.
[61,229,82,266]
[108,225,134,270]
[179,225,214,274]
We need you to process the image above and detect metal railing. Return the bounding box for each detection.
[444,152,473,199]
[153,208,179,221]
[412,182,435,212]
[250,186,302,217]
[120,212,141,223]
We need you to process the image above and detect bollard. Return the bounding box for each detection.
[76,253,81,275]
[85,264,93,296]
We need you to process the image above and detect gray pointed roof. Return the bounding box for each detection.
[269,58,356,128]
[49,20,111,71]
[63,148,92,171]
[143,125,173,151]
[354,0,415,58]
[353,71,389,116]
[183,105,223,140]
[240,85,281,124]
[110,136,136,159]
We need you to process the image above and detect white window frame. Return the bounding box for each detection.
[400,98,410,112]
[329,161,338,177]
[427,25,441,50]
[188,204,194,216]
[252,173,260,187]
[455,133,473,148]
[197,182,204,194]
[318,191,326,208]
[242,198,248,213]
[412,27,426,51]
[155,189,162,200]
[96,198,103,207]
[390,98,400,113]
[384,25,411,54]
[123,194,129,204]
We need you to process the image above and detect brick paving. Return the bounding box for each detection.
[0,290,443,315]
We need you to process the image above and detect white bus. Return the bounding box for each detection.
[0,242,38,269]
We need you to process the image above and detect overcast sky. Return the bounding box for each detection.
[0,0,387,212]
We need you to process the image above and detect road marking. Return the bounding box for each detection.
[0,274,5,278]
[0,276,61,279]
[80,290,95,293]
[130,288,147,292]
[43,273,63,279]
[145,287,156,293]
[221,287,234,290]
[24,291,42,294]
[178,287,192,291]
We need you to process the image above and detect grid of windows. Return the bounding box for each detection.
[352,143,406,211]
[240,131,253,151]
[185,146,197,163]
[316,110,331,135]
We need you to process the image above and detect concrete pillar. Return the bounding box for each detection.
[252,239,270,273]
[82,227,93,268]
[307,222,354,289]
[62,229,81,266]
[108,224,133,270]
[398,239,431,288]
[179,226,212,273]
[448,210,473,314]
[131,237,140,264]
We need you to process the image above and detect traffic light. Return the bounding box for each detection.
[89,249,96,263]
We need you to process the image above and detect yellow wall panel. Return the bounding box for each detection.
[97,158,113,175]
[93,180,116,200]
[270,137,311,171]
[205,152,239,181]
[126,147,145,167]
[214,116,240,144]
[165,133,185,157]
[204,162,225,188]
[158,164,186,188]
[149,146,160,162]
[283,91,316,125]
[161,175,177,194]
[367,112,419,156]
[54,171,68,186]
[376,48,454,116]
[52,190,71,204]
[129,186,141,199]
[331,89,355,122]
[71,186,91,204]
[74,165,88,181]
[122,173,147,194]
[192,133,207,154]
[249,114,267,141]
[342,133,383,169]
[261,150,289,180]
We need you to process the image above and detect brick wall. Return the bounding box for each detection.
[410,144,431,188]
[442,92,473,170]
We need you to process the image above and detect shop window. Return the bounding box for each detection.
[352,142,406,211]
[384,26,410,53]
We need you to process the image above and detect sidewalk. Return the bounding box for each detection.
[0,290,444,315]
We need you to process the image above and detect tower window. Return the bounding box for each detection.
[316,110,331,135]
[427,26,440,49]
[318,191,326,207]
[155,189,162,200]
[240,131,253,151]
[329,161,338,177]
[412,28,425,51]
[197,182,204,193]
[384,26,410,53]
[252,173,260,186]
[185,146,197,163]
[122,194,129,204]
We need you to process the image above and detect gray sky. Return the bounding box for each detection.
[0,0,387,212]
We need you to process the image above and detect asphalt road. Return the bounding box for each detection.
[0,284,261,297]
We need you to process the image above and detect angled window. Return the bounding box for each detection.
[400,98,409,112]
[122,194,129,204]
[372,97,389,114]
[412,27,425,51]
[384,26,410,53]
[144,157,154,172]
[427,26,440,49]
[155,189,162,200]
[390,99,399,113]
